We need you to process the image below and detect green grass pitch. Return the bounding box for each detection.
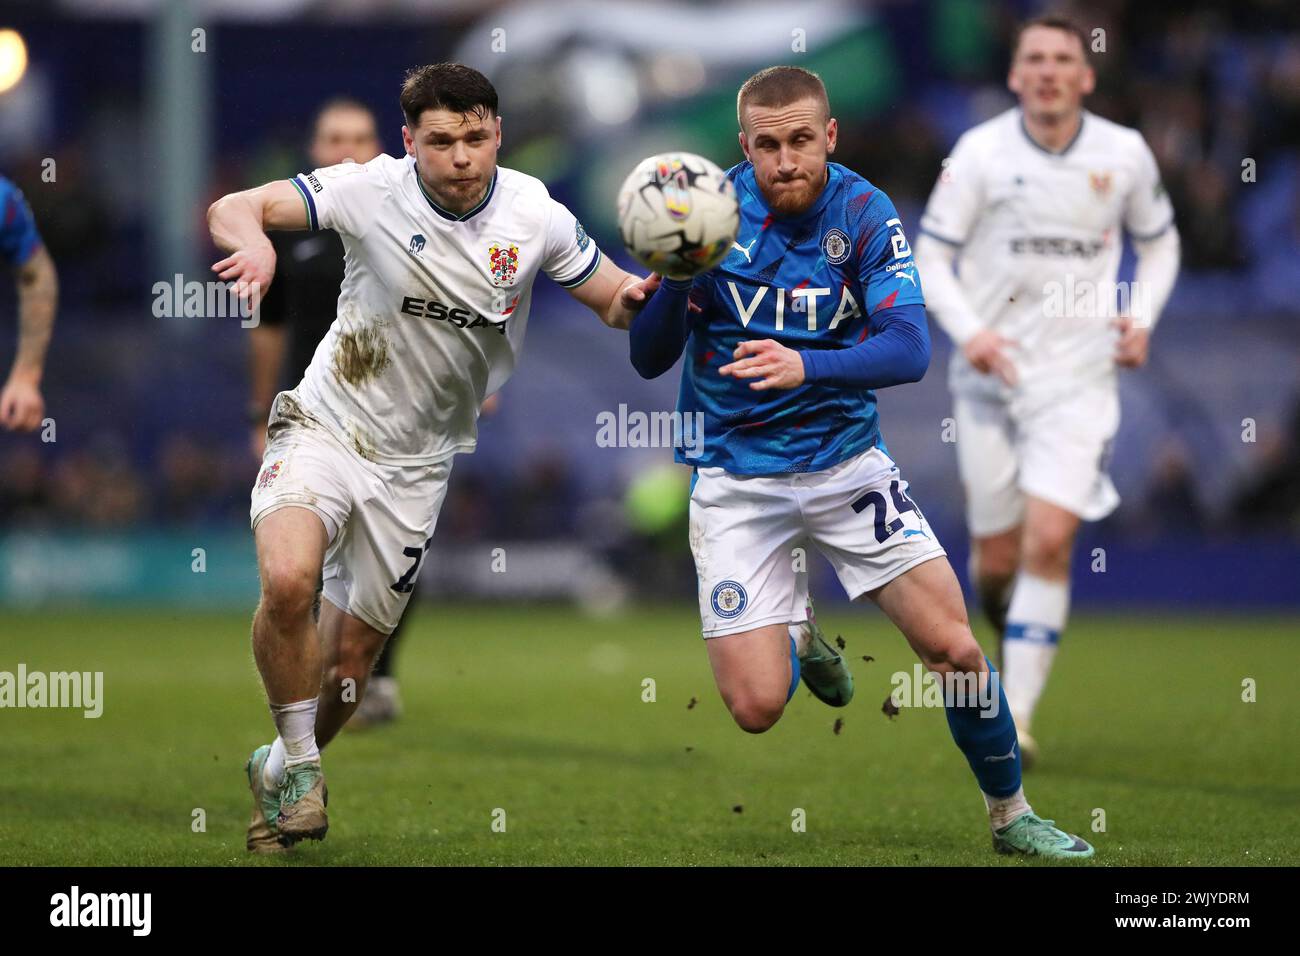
[0,604,1296,866]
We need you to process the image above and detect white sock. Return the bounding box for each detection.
[789,620,813,658]
[263,736,287,790]
[983,786,1032,831]
[268,698,320,771]
[1002,573,1069,729]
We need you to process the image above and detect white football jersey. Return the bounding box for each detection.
[283,154,602,465]
[920,108,1174,399]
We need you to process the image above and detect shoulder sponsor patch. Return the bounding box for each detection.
[575,219,590,252]
[886,218,912,259]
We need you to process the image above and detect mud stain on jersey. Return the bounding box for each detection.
[332,320,392,387]
[267,391,318,439]
[276,393,316,426]
[348,422,378,462]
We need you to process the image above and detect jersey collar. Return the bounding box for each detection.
[1017,109,1087,157]
[414,165,498,222]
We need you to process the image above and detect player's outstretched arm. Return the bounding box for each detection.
[720,303,931,392]
[1,245,58,432]
[564,254,661,331]
[207,180,308,303]
[628,276,693,379]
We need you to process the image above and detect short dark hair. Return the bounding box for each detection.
[1013,14,1090,60]
[736,65,830,130]
[400,63,498,128]
[312,97,375,134]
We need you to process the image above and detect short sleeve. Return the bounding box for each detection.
[854,190,925,315]
[542,198,602,289]
[289,160,380,239]
[1124,135,1175,241]
[0,183,42,267]
[918,132,983,248]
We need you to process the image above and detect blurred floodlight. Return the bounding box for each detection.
[0,29,29,95]
[576,53,640,125]
[649,51,707,98]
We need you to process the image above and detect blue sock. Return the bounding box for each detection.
[786,636,801,703]
[943,657,1021,797]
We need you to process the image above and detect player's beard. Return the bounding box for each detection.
[761,169,826,217]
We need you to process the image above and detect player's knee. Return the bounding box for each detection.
[1022,526,1074,575]
[337,630,386,680]
[258,562,318,628]
[946,636,986,675]
[922,628,985,675]
[729,694,785,734]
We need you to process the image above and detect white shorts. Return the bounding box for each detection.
[249,392,452,635]
[688,447,947,638]
[953,384,1120,537]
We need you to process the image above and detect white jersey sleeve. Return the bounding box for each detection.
[290,160,386,239]
[1123,136,1175,240]
[541,198,602,289]
[919,131,985,247]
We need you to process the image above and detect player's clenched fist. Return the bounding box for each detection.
[0,373,44,432]
[1112,315,1150,368]
[962,328,1018,386]
[719,338,805,390]
[212,242,276,305]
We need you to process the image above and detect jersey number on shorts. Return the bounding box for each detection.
[390,535,434,594]
[851,480,920,543]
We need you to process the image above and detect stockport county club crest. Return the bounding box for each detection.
[488,240,520,287]
[822,227,851,265]
[711,580,748,619]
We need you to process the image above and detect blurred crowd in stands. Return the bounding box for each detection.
[2,0,1299,542]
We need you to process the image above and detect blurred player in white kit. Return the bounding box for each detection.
[915,15,1181,764]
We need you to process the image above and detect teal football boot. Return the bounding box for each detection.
[795,600,854,707]
[993,812,1095,860]
[245,744,288,854]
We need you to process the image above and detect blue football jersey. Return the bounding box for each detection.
[676,161,925,474]
[0,176,41,267]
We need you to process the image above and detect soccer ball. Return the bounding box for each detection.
[616,151,739,280]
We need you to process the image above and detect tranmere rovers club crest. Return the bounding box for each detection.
[257,460,283,489]
[488,240,520,286]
